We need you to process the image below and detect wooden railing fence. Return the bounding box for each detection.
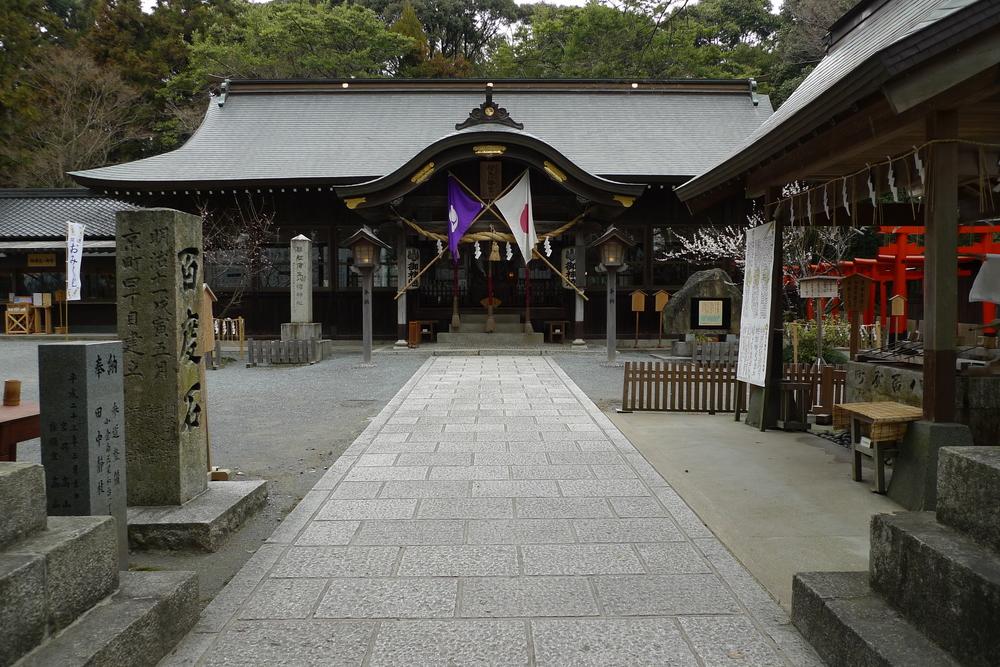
[622,361,846,415]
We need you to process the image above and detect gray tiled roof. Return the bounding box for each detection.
[70,85,773,186]
[0,189,138,239]
[676,0,987,200]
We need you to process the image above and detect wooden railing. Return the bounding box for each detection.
[622,361,846,415]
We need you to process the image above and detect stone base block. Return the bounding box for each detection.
[791,571,959,667]
[280,322,322,341]
[6,515,119,635]
[0,553,46,666]
[888,421,973,510]
[17,570,199,667]
[127,480,268,552]
[436,332,545,347]
[936,446,1000,552]
[870,511,1000,666]
[0,462,47,549]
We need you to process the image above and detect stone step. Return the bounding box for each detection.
[936,446,1000,552]
[450,322,525,334]
[791,571,960,667]
[456,313,521,324]
[436,332,545,347]
[5,516,118,640]
[17,570,198,667]
[0,463,47,550]
[870,511,1000,667]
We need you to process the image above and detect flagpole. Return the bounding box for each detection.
[524,259,533,334]
[451,256,461,331]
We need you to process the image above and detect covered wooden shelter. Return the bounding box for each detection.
[677,0,1000,428]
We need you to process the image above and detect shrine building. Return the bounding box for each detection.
[66,79,772,339]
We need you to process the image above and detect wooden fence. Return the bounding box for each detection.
[621,361,846,415]
[246,338,320,366]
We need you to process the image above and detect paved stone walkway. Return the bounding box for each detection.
[165,357,821,666]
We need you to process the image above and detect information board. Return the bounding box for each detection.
[737,222,776,387]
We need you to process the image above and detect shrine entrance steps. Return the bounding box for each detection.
[437,312,544,347]
[792,446,1000,666]
[0,462,198,666]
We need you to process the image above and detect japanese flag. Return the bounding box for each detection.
[494,171,537,264]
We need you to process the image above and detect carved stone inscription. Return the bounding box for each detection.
[290,234,312,323]
[116,209,207,506]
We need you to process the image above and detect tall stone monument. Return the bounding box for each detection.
[116,209,207,507]
[39,341,129,567]
[280,234,321,340]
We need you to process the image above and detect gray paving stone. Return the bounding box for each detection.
[396,452,473,467]
[594,574,742,615]
[294,521,361,546]
[467,519,575,544]
[572,518,686,543]
[471,480,562,497]
[356,454,398,466]
[636,543,714,574]
[510,464,593,480]
[370,619,528,666]
[516,497,614,519]
[559,480,651,497]
[379,480,471,498]
[238,579,328,619]
[315,498,417,520]
[353,520,465,545]
[398,546,518,576]
[476,453,549,466]
[521,544,645,575]
[365,439,438,453]
[590,464,638,479]
[532,618,698,667]
[343,466,429,482]
[418,497,514,519]
[329,482,384,499]
[508,439,580,452]
[315,578,458,618]
[271,546,399,578]
[460,576,598,617]
[609,497,669,517]
[678,616,786,666]
[437,440,509,452]
[202,620,374,665]
[575,440,619,451]
[548,452,623,465]
[429,465,509,480]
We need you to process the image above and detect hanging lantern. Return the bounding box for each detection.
[489,240,501,262]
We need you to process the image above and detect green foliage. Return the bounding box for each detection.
[784,318,850,365]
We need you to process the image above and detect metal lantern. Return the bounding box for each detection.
[340,226,392,366]
[589,225,635,269]
[341,225,391,270]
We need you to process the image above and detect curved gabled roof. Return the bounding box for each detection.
[69,79,772,189]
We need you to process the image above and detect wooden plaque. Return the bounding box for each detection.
[630,290,647,312]
[890,294,907,316]
[839,274,872,312]
[654,290,670,312]
[480,161,502,200]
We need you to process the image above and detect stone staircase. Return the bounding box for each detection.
[792,446,1000,666]
[436,312,545,347]
[0,462,198,667]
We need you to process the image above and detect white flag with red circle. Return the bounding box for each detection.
[494,171,537,264]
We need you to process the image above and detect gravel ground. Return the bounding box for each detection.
[0,339,654,604]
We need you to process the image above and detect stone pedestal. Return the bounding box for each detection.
[280,322,322,341]
[116,209,207,507]
[39,341,129,568]
[888,420,973,510]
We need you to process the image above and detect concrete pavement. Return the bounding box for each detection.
[162,356,820,665]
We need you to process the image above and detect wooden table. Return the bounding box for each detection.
[0,402,41,462]
[834,401,923,493]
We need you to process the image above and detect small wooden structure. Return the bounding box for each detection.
[835,401,924,493]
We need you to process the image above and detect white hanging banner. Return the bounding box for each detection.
[737,222,776,387]
[66,222,85,301]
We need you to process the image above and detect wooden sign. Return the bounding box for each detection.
[654,290,670,312]
[839,274,872,312]
[480,161,502,200]
[560,247,579,289]
[798,275,839,299]
[890,294,907,316]
[631,290,647,312]
[28,253,57,268]
[405,248,421,289]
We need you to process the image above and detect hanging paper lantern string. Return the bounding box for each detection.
[543,237,552,257]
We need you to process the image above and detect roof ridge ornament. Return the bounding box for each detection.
[456,84,524,131]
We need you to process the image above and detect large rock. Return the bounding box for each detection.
[936,446,1000,552]
[661,268,742,337]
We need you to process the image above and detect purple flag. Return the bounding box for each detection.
[447,176,483,264]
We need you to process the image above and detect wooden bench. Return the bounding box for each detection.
[834,401,923,493]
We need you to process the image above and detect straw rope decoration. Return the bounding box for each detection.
[764,138,1000,223]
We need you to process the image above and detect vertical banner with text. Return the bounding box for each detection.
[736,222,776,387]
[66,221,85,301]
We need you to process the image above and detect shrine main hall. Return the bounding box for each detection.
[68,79,771,340]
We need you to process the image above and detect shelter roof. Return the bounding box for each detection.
[676,0,995,203]
[69,79,772,189]
[0,189,138,239]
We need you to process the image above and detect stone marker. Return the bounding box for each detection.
[281,234,322,341]
[39,341,128,567]
[116,209,207,507]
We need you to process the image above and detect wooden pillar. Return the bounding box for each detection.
[573,232,586,342]
[395,224,408,345]
[923,110,959,422]
[893,232,908,338]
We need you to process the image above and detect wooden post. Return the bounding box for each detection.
[923,111,959,422]
[849,309,860,359]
